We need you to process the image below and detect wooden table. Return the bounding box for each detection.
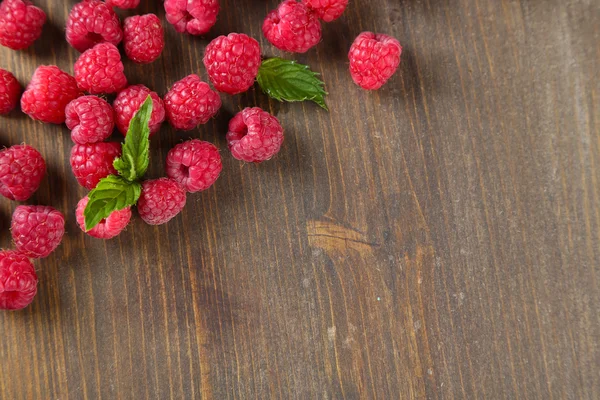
[1,0,598,398]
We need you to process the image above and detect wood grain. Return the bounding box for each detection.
[1,0,598,398]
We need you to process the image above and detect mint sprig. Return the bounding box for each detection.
[84,95,153,231]
[257,58,328,110]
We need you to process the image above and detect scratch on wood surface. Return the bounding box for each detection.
[307,220,379,254]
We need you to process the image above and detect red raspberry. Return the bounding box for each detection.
[0,0,46,50]
[70,142,121,190]
[164,74,221,131]
[76,195,131,239]
[0,144,45,201]
[21,66,81,124]
[302,0,347,22]
[0,68,21,115]
[65,96,114,144]
[203,33,261,95]
[263,0,322,54]
[106,0,140,9]
[75,42,127,94]
[164,0,219,36]
[11,205,65,258]
[137,178,186,225]
[166,140,221,193]
[226,107,284,163]
[123,14,164,64]
[66,0,123,52]
[113,85,165,136]
[348,32,402,90]
[0,250,37,310]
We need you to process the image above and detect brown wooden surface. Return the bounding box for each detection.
[0,0,598,398]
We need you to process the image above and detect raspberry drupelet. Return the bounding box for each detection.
[302,0,348,22]
[106,0,140,9]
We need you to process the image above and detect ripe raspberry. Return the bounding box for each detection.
[203,33,261,95]
[0,68,21,115]
[137,178,186,225]
[75,42,127,94]
[164,74,221,131]
[21,66,81,124]
[0,250,37,310]
[11,205,65,258]
[348,32,402,90]
[263,0,322,54]
[113,85,165,136]
[0,0,46,50]
[164,0,219,36]
[70,142,121,190]
[226,107,284,163]
[106,0,140,9]
[166,140,221,193]
[66,0,123,52]
[76,195,132,239]
[123,14,164,64]
[0,145,45,201]
[302,0,347,22]
[65,96,114,144]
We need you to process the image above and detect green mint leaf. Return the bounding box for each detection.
[257,58,328,110]
[83,175,141,231]
[113,95,153,182]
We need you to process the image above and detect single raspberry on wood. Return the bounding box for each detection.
[263,0,322,54]
[227,107,284,163]
[21,65,81,124]
[137,178,186,225]
[66,0,123,52]
[0,0,46,50]
[164,0,220,36]
[0,144,46,201]
[65,96,114,144]
[76,195,132,239]
[166,140,222,193]
[164,74,221,131]
[123,14,164,64]
[75,42,127,94]
[70,142,121,190]
[0,68,21,115]
[11,205,65,259]
[0,250,38,310]
[302,0,348,22]
[348,32,402,90]
[106,0,140,9]
[113,85,165,136]
[203,33,261,95]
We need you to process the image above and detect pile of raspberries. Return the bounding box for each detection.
[0,0,402,310]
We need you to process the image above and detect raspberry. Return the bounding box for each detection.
[0,0,46,50]
[203,33,261,95]
[106,0,139,9]
[0,145,45,201]
[348,32,402,90]
[21,66,81,124]
[164,0,219,36]
[75,42,127,94]
[65,96,114,144]
[11,205,65,258]
[164,75,221,131]
[137,178,186,225]
[302,0,347,22]
[0,250,37,310]
[0,68,21,115]
[66,0,123,52]
[226,107,284,163]
[113,85,165,136]
[166,140,221,193]
[70,142,121,190]
[123,14,164,64]
[76,195,132,239]
[263,0,322,54]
